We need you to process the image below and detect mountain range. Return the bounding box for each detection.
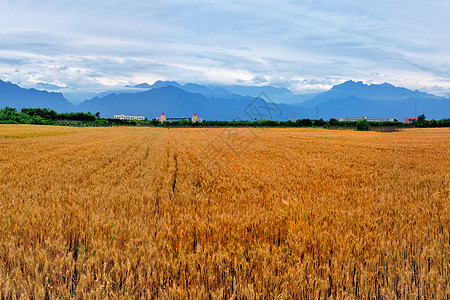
[0,79,449,121]
[0,80,74,112]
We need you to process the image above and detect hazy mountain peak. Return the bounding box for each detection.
[150,80,181,89]
[0,79,73,112]
[326,80,430,98]
[334,80,398,90]
[132,83,153,89]
[129,81,182,89]
[332,80,363,89]
[298,79,447,119]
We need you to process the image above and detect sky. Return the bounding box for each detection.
[0,0,449,99]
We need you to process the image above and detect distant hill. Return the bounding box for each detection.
[100,81,237,102]
[301,80,437,108]
[179,83,242,100]
[128,81,241,99]
[1,78,448,121]
[78,85,212,119]
[301,80,449,120]
[131,83,152,89]
[131,81,182,89]
[77,85,309,121]
[0,80,74,112]
[320,96,449,120]
[220,84,309,103]
[124,81,313,104]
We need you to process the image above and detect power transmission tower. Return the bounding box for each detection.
[315,105,319,120]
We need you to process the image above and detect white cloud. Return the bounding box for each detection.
[0,0,448,95]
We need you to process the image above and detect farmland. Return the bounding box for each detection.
[0,124,449,298]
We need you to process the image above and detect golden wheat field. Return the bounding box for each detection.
[0,124,449,299]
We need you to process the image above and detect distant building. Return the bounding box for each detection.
[337,116,395,122]
[288,118,299,122]
[404,118,417,124]
[166,117,191,122]
[404,117,431,123]
[157,113,202,123]
[114,114,146,121]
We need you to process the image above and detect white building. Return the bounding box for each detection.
[114,114,146,121]
[337,116,395,122]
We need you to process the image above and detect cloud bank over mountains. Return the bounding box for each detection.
[0,1,449,96]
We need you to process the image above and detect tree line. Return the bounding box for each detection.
[1,107,449,129]
[0,107,136,126]
[147,117,450,130]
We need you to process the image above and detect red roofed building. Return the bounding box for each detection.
[404,117,417,123]
[404,117,432,123]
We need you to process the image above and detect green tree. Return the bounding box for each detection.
[417,114,426,123]
[356,119,370,131]
[297,119,313,127]
[313,118,326,127]
[329,118,338,126]
[21,108,58,120]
